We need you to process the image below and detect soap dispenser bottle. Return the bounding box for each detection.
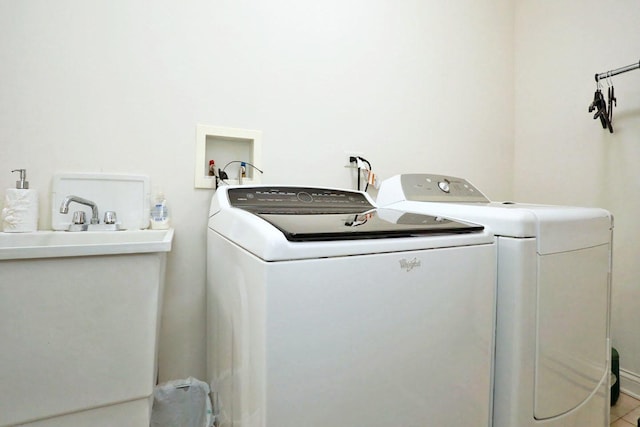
[1,169,39,232]
[149,190,170,230]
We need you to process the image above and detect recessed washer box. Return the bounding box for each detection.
[195,124,262,189]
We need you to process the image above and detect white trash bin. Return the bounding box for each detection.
[150,377,213,427]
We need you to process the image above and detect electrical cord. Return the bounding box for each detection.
[350,156,373,192]
[217,161,264,186]
[360,157,372,192]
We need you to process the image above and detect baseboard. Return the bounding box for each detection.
[620,368,640,399]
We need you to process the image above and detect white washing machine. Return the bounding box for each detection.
[377,174,613,427]
[206,185,497,427]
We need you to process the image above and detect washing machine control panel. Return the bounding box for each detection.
[227,187,373,213]
[400,174,489,203]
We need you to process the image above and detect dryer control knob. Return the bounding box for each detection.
[438,180,451,193]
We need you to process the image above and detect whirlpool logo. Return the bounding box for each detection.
[399,257,421,272]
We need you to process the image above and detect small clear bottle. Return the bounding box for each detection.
[238,162,247,185]
[150,191,170,230]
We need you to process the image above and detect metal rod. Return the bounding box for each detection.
[595,60,640,82]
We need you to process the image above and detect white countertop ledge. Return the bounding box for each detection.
[0,229,174,260]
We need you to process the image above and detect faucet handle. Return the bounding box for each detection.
[104,211,117,225]
[72,211,86,225]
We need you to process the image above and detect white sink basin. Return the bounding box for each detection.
[0,229,173,260]
[0,228,173,426]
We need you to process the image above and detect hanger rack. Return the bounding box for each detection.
[588,58,639,133]
[595,59,640,82]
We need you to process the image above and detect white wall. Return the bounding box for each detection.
[0,0,514,381]
[514,0,640,393]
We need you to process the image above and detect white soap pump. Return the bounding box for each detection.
[1,169,39,232]
[149,190,170,230]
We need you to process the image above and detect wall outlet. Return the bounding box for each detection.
[344,151,364,166]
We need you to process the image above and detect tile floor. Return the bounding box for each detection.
[611,393,640,426]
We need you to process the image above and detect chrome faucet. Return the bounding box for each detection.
[60,195,100,224]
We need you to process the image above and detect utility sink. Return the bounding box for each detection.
[0,229,173,260]
[0,228,173,427]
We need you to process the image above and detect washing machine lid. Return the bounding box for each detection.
[227,187,483,242]
[209,186,495,261]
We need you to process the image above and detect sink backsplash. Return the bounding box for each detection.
[51,173,150,230]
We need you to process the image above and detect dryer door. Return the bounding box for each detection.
[534,243,610,419]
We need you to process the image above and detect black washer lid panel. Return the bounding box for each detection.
[227,187,373,214]
[257,211,484,242]
[227,187,484,242]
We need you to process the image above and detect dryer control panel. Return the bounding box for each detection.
[399,174,489,203]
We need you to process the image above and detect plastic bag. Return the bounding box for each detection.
[150,377,213,427]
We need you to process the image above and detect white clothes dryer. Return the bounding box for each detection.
[206,185,497,427]
[377,174,613,427]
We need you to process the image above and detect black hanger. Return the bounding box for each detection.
[589,87,612,132]
[607,84,616,133]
